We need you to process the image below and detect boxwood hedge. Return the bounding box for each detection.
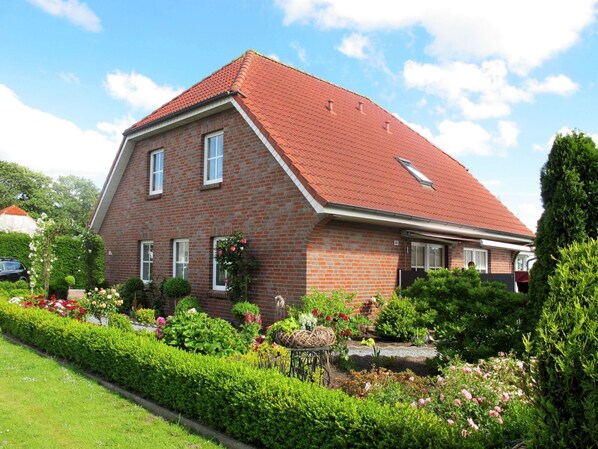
[0,301,510,449]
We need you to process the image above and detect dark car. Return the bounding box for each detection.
[0,257,29,282]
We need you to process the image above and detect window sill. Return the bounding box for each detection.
[146,193,163,200]
[208,289,229,299]
[200,182,222,191]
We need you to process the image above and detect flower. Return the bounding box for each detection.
[325,315,332,321]
[501,392,510,401]
[364,382,371,392]
[447,419,454,426]
[230,246,236,252]
[187,308,197,314]
[156,316,166,325]
[461,389,473,400]
[467,418,479,431]
[453,399,462,406]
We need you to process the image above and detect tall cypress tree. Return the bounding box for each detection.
[527,131,598,335]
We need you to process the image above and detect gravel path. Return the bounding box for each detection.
[346,341,437,358]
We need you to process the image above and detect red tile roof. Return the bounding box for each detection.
[0,205,30,217]
[130,51,533,238]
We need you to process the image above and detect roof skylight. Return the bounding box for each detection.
[396,158,433,187]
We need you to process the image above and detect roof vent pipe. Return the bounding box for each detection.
[327,99,334,112]
[358,101,364,113]
[385,120,391,132]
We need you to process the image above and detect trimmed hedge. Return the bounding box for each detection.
[0,301,503,449]
[0,231,104,293]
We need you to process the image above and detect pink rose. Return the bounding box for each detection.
[230,246,236,252]
[217,249,222,256]
[461,389,473,401]
[447,419,454,426]
[240,238,247,244]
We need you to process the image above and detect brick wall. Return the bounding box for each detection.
[99,108,319,323]
[306,220,402,316]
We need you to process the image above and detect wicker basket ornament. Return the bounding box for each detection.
[275,326,336,349]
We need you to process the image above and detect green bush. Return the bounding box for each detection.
[231,300,260,323]
[404,268,526,363]
[375,293,420,341]
[161,311,245,357]
[0,280,44,300]
[162,277,191,299]
[108,313,133,333]
[0,300,472,449]
[135,308,155,326]
[118,277,146,312]
[0,232,31,265]
[174,296,201,316]
[533,239,598,448]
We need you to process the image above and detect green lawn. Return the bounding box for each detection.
[0,336,224,449]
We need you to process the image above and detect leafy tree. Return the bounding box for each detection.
[0,161,53,217]
[0,162,99,235]
[527,131,598,335]
[51,175,100,233]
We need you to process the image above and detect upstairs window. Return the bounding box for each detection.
[464,248,488,273]
[411,243,445,271]
[397,158,433,187]
[173,239,189,280]
[204,131,224,184]
[150,150,164,194]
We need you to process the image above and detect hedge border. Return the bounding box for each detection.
[0,301,497,449]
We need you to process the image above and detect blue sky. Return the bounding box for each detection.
[1,0,597,232]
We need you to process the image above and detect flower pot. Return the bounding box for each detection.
[275,326,336,349]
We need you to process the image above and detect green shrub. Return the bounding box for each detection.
[135,308,155,326]
[533,239,598,448]
[404,268,526,363]
[0,299,532,449]
[231,300,260,323]
[174,295,201,316]
[0,280,44,299]
[375,293,420,341]
[108,313,133,332]
[118,277,146,312]
[162,277,191,299]
[161,311,245,357]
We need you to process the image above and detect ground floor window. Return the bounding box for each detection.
[464,248,488,273]
[212,237,228,290]
[411,242,445,271]
[173,239,189,280]
[140,241,153,283]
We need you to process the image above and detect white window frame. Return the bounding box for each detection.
[464,248,488,273]
[212,237,228,291]
[397,158,433,187]
[173,239,189,280]
[204,131,224,185]
[140,241,154,284]
[149,149,164,194]
[411,242,445,271]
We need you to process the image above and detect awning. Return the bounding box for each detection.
[480,239,533,252]
[403,230,478,245]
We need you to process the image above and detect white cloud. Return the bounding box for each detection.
[396,115,520,157]
[526,74,579,95]
[28,0,101,32]
[276,0,597,73]
[337,33,371,59]
[104,71,184,110]
[534,126,598,152]
[512,201,543,233]
[0,84,119,186]
[266,53,280,61]
[59,72,79,84]
[403,60,579,120]
[96,115,136,142]
[291,42,308,63]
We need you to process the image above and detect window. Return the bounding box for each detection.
[204,131,224,184]
[397,158,433,187]
[140,241,154,283]
[212,237,227,290]
[150,150,164,194]
[411,243,445,271]
[173,239,189,280]
[464,248,488,273]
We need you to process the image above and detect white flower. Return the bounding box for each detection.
[187,308,197,314]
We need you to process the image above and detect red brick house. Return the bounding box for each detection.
[90,50,534,322]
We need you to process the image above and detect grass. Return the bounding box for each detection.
[0,336,224,449]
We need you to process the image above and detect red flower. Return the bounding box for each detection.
[230,246,236,252]
[326,315,332,321]
[342,314,349,321]
[240,238,247,244]
[345,329,352,336]
[217,249,223,256]
[312,308,319,316]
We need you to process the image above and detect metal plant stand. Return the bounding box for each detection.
[288,347,331,386]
